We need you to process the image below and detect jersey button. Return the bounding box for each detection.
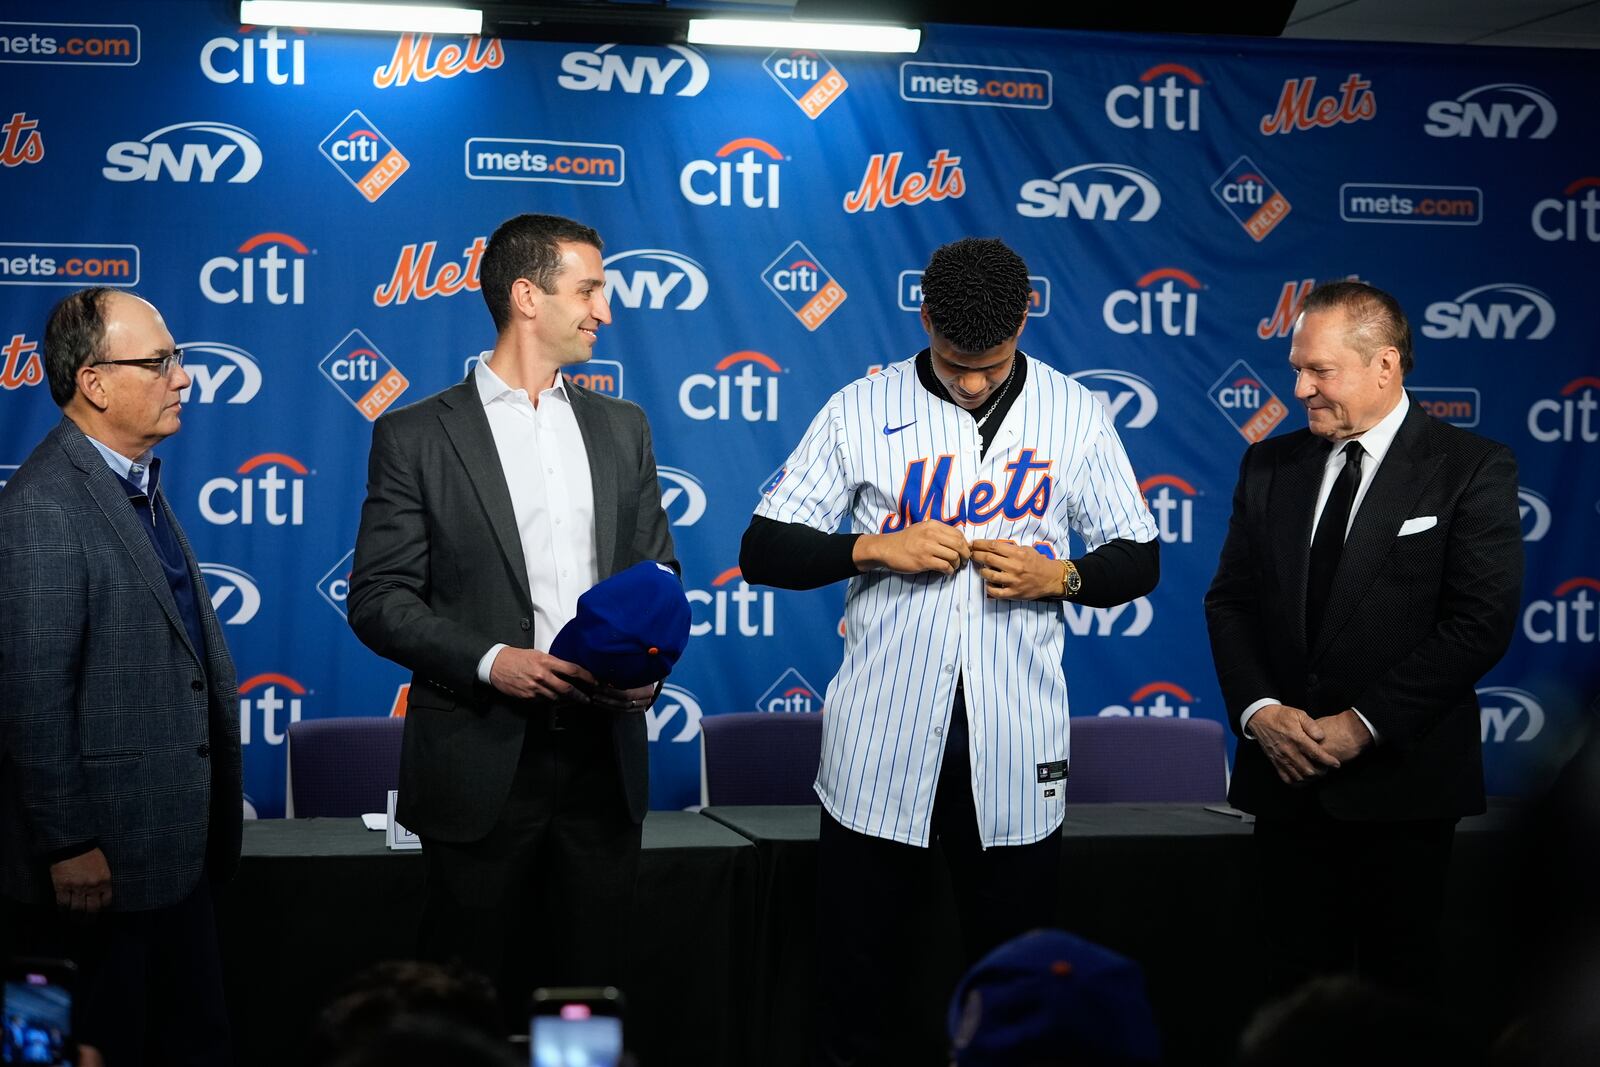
[943,664,955,674]
[933,726,944,737]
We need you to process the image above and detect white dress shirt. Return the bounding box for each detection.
[472,356,596,681]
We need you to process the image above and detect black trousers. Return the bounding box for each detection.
[2,873,231,1067]
[417,713,641,1029]
[1253,807,1458,998]
[814,687,1063,1067]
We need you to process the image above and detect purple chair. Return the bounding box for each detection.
[1065,716,1228,803]
[699,711,823,806]
[285,716,405,817]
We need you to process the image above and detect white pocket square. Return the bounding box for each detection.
[1398,516,1437,537]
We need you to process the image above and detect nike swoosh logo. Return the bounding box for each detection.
[882,421,916,435]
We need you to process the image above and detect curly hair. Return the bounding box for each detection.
[919,238,1031,353]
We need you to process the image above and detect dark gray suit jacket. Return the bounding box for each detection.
[0,418,242,910]
[348,375,677,841]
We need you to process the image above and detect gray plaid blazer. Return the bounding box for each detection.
[0,417,241,911]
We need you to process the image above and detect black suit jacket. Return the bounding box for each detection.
[348,376,676,840]
[1204,401,1522,822]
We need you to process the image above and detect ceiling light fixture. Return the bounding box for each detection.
[238,1,483,35]
[686,18,920,54]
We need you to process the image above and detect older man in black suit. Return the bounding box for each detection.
[0,287,241,1065]
[1205,280,1523,996]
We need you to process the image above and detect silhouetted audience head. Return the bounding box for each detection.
[325,1016,520,1067]
[1236,975,1481,1067]
[306,959,505,1066]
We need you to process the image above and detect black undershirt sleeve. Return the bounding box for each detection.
[1070,536,1160,608]
[740,515,860,591]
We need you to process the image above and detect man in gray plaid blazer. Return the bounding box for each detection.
[0,287,241,1066]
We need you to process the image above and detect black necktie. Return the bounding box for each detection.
[1306,440,1365,644]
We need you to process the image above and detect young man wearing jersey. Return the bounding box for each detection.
[740,237,1160,1066]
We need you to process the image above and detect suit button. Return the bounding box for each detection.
[196,743,210,758]
[520,618,532,631]
[191,679,205,692]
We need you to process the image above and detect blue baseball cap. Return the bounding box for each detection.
[549,561,690,688]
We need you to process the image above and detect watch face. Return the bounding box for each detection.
[1067,570,1081,593]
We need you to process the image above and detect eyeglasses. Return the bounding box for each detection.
[93,347,186,377]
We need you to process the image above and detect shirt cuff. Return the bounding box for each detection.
[477,643,507,685]
[1239,698,1280,740]
[1350,707,1380,745]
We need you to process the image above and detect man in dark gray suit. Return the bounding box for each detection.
[349,214,676,1017]
[0,287,241,1065]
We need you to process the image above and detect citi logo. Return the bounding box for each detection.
[1066,369,1158,430]
[201,563,261,625]
[603,248,707,310]
[373,236,486,307]
[1,334,43,390]
[103,121,261,183]
[1259,73,1376,135]
[680,138,782,208]
[200,27,304,85]
[764,49,847,119]
[658,465,707,527]
[647,684,703,742]
[1478,685,1545,743]
[200,453,308,526]
[687,567,775,637]
[1140,475,1197,544]
[1531,177,1600,242]
[843,149,964,213]
[1017,163,1161,221]
[756,667,823,713]
[1424,83,1556,139]
[1,112,43,167]
[1528,377,1599,443]
[374,34,503,89]
[178,342,261,404]
[558,43,708,96]
[1518,487,1551,542]
[1103,268,1201,336]
[200,232,307,305]
[1105,63,1202,131]
[1421,283,1555,341]
[1064,597,1153,637]
[1099,681,1193,717]
[238,672,305,745]
[679,351,781,422]
[1523,577,1600,644]
[316,548,355,619]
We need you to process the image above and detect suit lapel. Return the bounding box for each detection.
[1272,433,1329,654]
[436,380,534,606]
[163,491,231,677]
[569,382,620,577]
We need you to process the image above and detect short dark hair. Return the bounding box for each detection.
[43,286,120,406]
[1301,280,1414,377]
[920,238,1031,354]
[306,960,503,1067]
[479,213,603,332]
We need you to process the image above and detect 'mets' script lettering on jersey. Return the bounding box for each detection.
[881,449,1052,532]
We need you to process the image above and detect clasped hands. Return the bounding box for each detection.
[1249,704,1373,785]
[853,519,1061,600]
[489,647,657,711]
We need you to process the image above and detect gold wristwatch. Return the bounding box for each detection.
[1058,558,1082,598]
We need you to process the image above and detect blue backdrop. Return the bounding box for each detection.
[2,2,1595,817]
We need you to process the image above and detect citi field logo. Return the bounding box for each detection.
[688,566,775,637]
[0,334,43,390]
[1064,597,1153,638]
[201,563,261,625]
[1259,73,1375,134]
[1103,268,1202,337]
[1409,387,1479,427]
[1421,284,1555,341]
[373,235,486,307]
[647,684,703,742]
[563,359,623,397]
[1527,377,1599,443]
[319,110,408,202]
[1518,487,1551,542]
[1105,63,1202,131]
[1531,177,1600,242]
[1098,681,1194,717]
[316,548,354,618]
[389,684,410,718]
[558,43,708,96]
[201,26,304,85]
[1478,686,1545,743]
[200,453,308,526]
[373,34,503,88]
[756,667,823,713]
[899,271,1051,317]
[1017,162,1161,221]
[1424,83,1556,139]
[1,113,44,167]
[1209,359,1288,444]
[1066,369,1158,430]
[843,149,964,213]
[658,465,707,527]
[103,121,261,183]
[1140,475,1197,544]
[178,342,261,405]
[200,232,306,305]
[680,138,783,208]
[1522,577,1600,644]
[238,673,306,745]
[680,351,781,422]
[0,242,140,288]
[1212,156,1291,241]
[319,329,408,420]
[765,50,846,118]
[762,241,846,330]
[603,248,707,310]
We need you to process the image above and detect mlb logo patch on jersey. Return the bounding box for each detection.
[762,241,847,331]
[319,110,409,203]
[319,329,408,420]
[1208,359,1288,443]
[763,50,847,119]
[1211,155,1290,242]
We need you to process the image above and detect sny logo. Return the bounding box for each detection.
[374,235,485,307]
[1527,377,1599,443]
[1209,360,1288,443]
[104,121,261,183]
[762,241,846,330]
[1477,685,1545,743]
[680,352,781,422]
[238,673,305,745]
[648,684,703,742]
[558,43,708,96]
[1,113,44,167]
[1099,681,1193,716]
[1105,63,1202,131]
[844,149,964,212]
[765,50,846,118]
[1066,369,1159,430]
[200,563,261,625]
[681,138,782,208]
[201,27,304,85]
[1065,597,1154,637]
[1018,162,1160,221]
[1517,487,1551,542]
[1421,284,1555,341]
[1260,73,1375,134]
[374,34,503,88]
[1531,177,1600,242]
[1212,156,1291,241]
[1425,84,1556,139]
[1103,268,1202,336]
[319,110,408,202]
[1522,577,1599,644]
[201,232,306,305]
[178,342,261,404]
[564,360,623,397]
[316,548,355,619]
[200,453,308,525]
[688,567,775,637]
[1,334,43,390]
[603,248,707,310]
[319,329,409,420]
[658,465,707,527]
[756,668,823,713]
[1140,475,1197,544]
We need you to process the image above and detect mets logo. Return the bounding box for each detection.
[373,34,503,89]
[319,329,409,420]
[764,50,847,118]
[1209,360,1288,444]
[1,334,43,390]
[756,667,824,713]
[762,241,847,331]
[881,450,1052,533]
[1,112,44,167]
[1212,156,1291,242]
[319,110,409,202]
[1259,73,1375,135]
[843,149,965,213]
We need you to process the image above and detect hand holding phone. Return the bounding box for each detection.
[3,958,77,1067]
[529,987,623,1067]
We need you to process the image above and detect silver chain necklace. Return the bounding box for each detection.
[972,357,1019,430]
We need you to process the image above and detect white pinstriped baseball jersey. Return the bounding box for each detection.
[754,354,1157,848]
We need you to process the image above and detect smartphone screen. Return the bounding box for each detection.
[2,964,74,1067]
[529,1001,622,1067]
